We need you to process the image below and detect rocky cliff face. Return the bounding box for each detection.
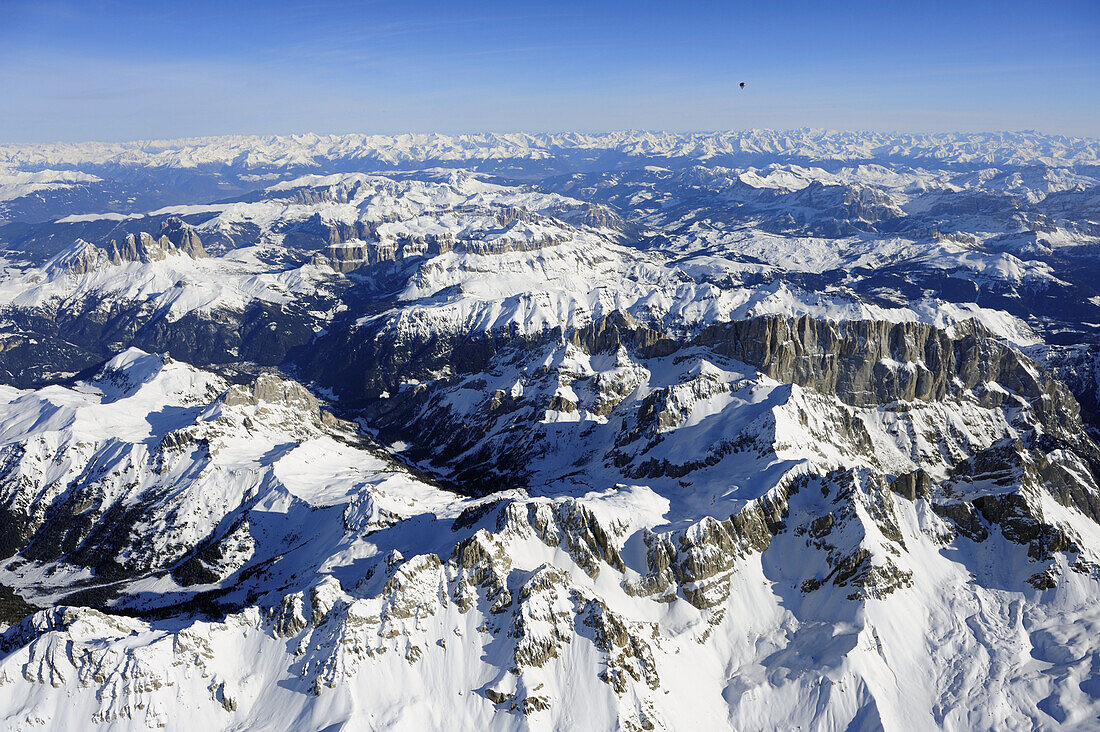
[45,217,206,277]
[326,310,1093,504]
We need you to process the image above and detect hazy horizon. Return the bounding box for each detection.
[4,126,1099,149]
[2,0,1098,143]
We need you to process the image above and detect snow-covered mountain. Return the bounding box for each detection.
[4,130,1100,171]
[0,130,1099,730]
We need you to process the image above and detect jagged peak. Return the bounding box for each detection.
[221,372,319,412]
[42,225,206,280]
[215,371,347,435]
[90,348,169,399]
[105,228,206,265]
[43,238,109,277]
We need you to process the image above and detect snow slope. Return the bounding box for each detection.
[2,130,1098,170]
[0,334,1097,730]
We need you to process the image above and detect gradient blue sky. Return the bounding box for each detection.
[1,0,1097,142]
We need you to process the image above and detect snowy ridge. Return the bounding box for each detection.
[3,129,1099,171]
[0,335,1097,729]
[0,170,1047,349]
[0,166,101,203]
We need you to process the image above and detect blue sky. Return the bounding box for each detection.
[1,0,1097,142]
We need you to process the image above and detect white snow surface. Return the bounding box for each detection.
[2,130,1098,170]
[0,345,1094,730]
[0,165,101,202]
[0,170,1044,346]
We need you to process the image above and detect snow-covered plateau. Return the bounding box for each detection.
[0,129,1099,730]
